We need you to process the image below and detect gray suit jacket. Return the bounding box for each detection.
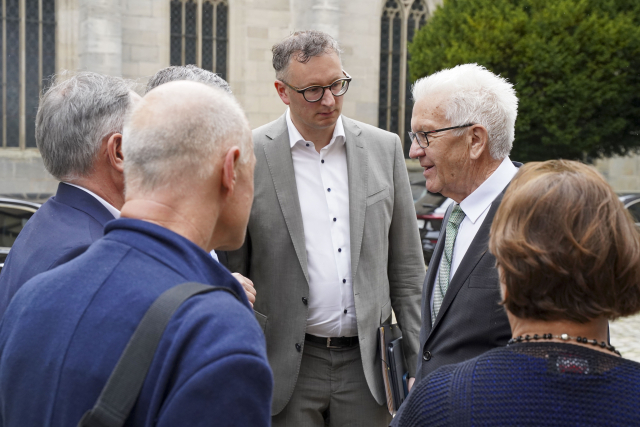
[227,114,425,415]
[414,186,513,383]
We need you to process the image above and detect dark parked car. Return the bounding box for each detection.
[0,198,41,271]
[411,180,451,264]
[620,194,640,229]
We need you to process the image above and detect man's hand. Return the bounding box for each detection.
[407,377,415,392]
[232,273,256,308]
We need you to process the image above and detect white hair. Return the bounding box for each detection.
[412,63,518,159]
[123,83,252,194]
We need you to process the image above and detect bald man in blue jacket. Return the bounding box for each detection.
[0,81,271,426]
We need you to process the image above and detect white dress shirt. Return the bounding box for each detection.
[286,109,356,338]
[64,182,120,219]
[432,157,518,303]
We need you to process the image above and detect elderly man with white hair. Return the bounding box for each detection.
[0,81,272,426]
[407,63,520,387]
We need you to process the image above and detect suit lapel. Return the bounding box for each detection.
[430,192,505,333]
[262,116,310,283]
[343,117,367,280]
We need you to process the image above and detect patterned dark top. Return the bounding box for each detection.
[396,342,640,426]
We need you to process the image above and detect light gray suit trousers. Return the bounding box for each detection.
[227,114,425,420]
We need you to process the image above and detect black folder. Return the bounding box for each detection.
[378,323,408,415]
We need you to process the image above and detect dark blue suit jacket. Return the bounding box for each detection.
[0,182,115,317]
[0,218,273,426]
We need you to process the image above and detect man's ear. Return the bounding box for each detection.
[221,146,242,196]
[106,133,124,173]
[275,81,290,105]
[469,125,489,160]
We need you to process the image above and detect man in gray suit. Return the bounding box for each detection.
[407,64,520,385]
[227,30,424,426]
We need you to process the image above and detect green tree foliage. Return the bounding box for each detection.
[409,0,640,162]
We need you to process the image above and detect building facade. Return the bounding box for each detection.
[0,0,636,196]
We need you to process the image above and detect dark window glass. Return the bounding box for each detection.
[42,0,56,92]
[405,0,428,156]
[390,12,401,135]
[215,2,228,80]
[0,3,3,147]
[202,1,214,72]
[627,201,640,223]
[25,0,40,148]
[0,205,36,248]
[184,0,197,65]
[405,14,416,157]
[378,13,390,129]
[6,0,20,148]
[170,0,183,66]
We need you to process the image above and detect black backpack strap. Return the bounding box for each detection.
[78,282,240,427]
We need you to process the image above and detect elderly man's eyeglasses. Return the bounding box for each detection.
[281,71,352,103]
[408,123,475,149]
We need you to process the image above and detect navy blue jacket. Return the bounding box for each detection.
[0,219,273,427]
[0,182,114,317]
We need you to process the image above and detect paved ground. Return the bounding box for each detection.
[610,314,640,362]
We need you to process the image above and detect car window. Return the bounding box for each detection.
[411,184,427,203]
[626,200,640,224]
[0,204,36,248]
[434,198,454,214]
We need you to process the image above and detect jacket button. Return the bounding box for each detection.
[423,350,432,361]
[295,343,302,352]
[302,297,308,305]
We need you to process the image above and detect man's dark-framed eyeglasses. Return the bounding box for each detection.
[281,70,352,103]
[408,123,475,149]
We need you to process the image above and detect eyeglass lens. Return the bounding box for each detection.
[304,80,350,102]
[409,132,429,148]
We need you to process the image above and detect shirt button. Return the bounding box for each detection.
[333,218,337,222]
[321,160,325,164]
[295,343,302,352]
[423,349,432,361]
[302,297,308,305]
[342,279,346,283]
[344,309,347,314]
[327,188,331,192]
[338,248,342,253]
[306,143,310,147]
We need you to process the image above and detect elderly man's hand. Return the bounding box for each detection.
[232,273,256,307]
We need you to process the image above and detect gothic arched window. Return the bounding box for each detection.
[1,0,56,149]
[170,0,228,80]
[378,0,429,157]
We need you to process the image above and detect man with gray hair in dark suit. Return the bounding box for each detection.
[0,72,140,317]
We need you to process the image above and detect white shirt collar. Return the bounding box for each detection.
[64,182,121,219]
[459,157,518,224]
[285,108,346,149]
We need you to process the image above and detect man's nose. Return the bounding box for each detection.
[408,137,425,159]
[320,87,336,107]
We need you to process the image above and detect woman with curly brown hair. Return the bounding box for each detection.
[396,160,640,426]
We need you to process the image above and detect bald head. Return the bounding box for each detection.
[123,81,251,195]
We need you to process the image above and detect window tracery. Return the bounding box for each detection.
[379,0,429,157]
[170,0,228,80]
[1,0,55,149]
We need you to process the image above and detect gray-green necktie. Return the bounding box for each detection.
[432,204,466,326]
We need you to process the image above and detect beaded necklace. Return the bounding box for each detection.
[507,333,621,356]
